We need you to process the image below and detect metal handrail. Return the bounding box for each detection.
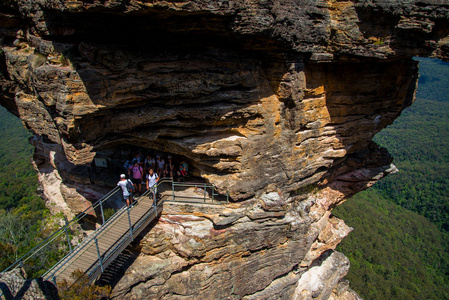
[0,186,121,277]
[43,178,178,283]
[169,180,229,204]
[84,187,160,280]
[0,177,229,284]
[43,185,156,281]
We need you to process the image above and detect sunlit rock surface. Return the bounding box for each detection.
[1,0,449,299]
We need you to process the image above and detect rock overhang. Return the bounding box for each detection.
[2,0,441,200]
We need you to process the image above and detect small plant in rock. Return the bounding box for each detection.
[59,53,72,67]
[103,208,116,222]
[368,37,385,45]
[294,184,319,196]
[31,53,47,68]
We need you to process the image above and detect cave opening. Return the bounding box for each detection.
[92,143,205,189]
[80,143,230,229]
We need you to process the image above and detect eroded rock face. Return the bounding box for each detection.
[1,0,449,299]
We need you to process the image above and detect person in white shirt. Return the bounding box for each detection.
[117,174,134,208]
[146,168,159,201]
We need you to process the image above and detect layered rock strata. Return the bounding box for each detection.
[1,0,449,299]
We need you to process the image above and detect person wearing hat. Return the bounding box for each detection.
[117,174,134,208]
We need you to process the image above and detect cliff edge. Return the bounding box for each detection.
[0,0,448,299]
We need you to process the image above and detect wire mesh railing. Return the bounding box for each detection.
[164,180,229,204]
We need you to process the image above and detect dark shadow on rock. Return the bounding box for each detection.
[36,278,60,300]
[0,277,60,300]
[41,9,287,200]
[353,3,449,58]
[277,57,420,198]
[0,282,14,300]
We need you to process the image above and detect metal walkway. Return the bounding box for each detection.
[44,189,161,284]
[0,178,227,288]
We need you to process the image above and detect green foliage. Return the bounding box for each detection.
[333,57,449,299]
[374,98,449,231]
[333,191,449,300]
[293,184,318,196]
[103,207,116,222]
[0,106,59,277]
[0,209,69,278]
[0,106,42,213]
[58,269,111,300]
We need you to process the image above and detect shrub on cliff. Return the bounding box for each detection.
[57,270,111,300]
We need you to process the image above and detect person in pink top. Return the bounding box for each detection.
[129,162,143,194]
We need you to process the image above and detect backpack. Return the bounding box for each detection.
[126,179,135,193]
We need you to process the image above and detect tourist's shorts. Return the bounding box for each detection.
[131,177,140,184]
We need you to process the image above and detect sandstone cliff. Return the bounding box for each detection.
[1,0,448,299]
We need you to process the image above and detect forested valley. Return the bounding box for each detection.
[333,57,449,299]
[0,106,51,274]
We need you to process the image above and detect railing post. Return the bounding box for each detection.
[95,238,104,273]
[100,199,105,225]
[19,260,23,268]
[52,275,57,287]
[153,186,157,214]
[64,226,72,254]
[127,208,133,240]
[204,183,207,203]
[64,217,72,253]
[211,186,215,202]
[172,181,175,201]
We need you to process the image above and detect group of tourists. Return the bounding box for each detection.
[117,151,189,207]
